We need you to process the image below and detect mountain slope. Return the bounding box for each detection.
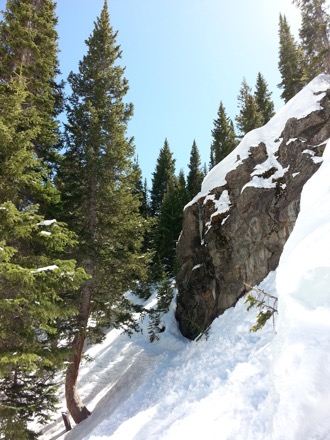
[40,76,330,440]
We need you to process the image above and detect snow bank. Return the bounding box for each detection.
[268,139,330,440]
[63,284,275,440]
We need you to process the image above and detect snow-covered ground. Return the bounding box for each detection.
[40,76,330,440]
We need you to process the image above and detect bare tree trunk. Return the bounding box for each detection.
[65,263,93,424]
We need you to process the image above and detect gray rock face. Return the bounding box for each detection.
[175,89,330,340]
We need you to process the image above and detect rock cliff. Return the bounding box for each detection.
[175,75,330,339]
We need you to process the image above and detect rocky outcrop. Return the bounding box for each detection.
[175,78,330,340]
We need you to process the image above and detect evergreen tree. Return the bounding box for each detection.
[0,3,85,436]
[155,171,190,274]
[149,139,177,278]
[150,138,176,216]
[57,1,148,424]
[278,14,305,102]
[132,157,150,218]
[0,76,86,439]
[254,72,275,124]
[142,178,151,219]
[235,78,263,137]
[177,170,190,206]
[187,140,204,198]
[210,101,238,168]
[0,0,63,174]
[293,0,330,78]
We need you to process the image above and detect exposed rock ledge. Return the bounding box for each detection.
[175,76,330,339]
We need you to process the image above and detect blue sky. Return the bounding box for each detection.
[3,0,302,184]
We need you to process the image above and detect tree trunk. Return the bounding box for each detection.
[65,262,93,424]
[62,412,72,432]
[65,331,91,424]
[65,152,98,423]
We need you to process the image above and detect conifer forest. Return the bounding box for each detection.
[0,0,329,438]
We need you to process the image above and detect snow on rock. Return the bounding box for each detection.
[211,189,231,217]
[187,73,330,208]
[176,73,330,339]
[204,190,231,233]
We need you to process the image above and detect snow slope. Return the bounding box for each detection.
[269,137,330,440]
[40,76,330,440]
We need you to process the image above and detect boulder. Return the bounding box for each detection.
[175,80,330,339]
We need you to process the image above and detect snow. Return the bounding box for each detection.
[204,190,232,233]
[186,74,330,210]
[40,231,52,236]
[39,75,330,440]
[31,265,58,273]
[210,189,231,217]
[37,219,57,226]
[40,281,275,440]
[269,138,330,440]
[192,263,204,271]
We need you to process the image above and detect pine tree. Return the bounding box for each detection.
[0,3,85,436]
[0,0,63,175]
[155,171,190,274]
[0,76,86,439]
[210,101,238,168]
[254,72,275,124]
[177,170,190,208]
[57,1,148,424]
[142,178,151,218]
[293,0,330,78]
[150,138,176,216]
[149,139,177,278]
[278,14,305,103]
[187,140,204,198]
[235,78,263,137]
[132,157,150,218]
